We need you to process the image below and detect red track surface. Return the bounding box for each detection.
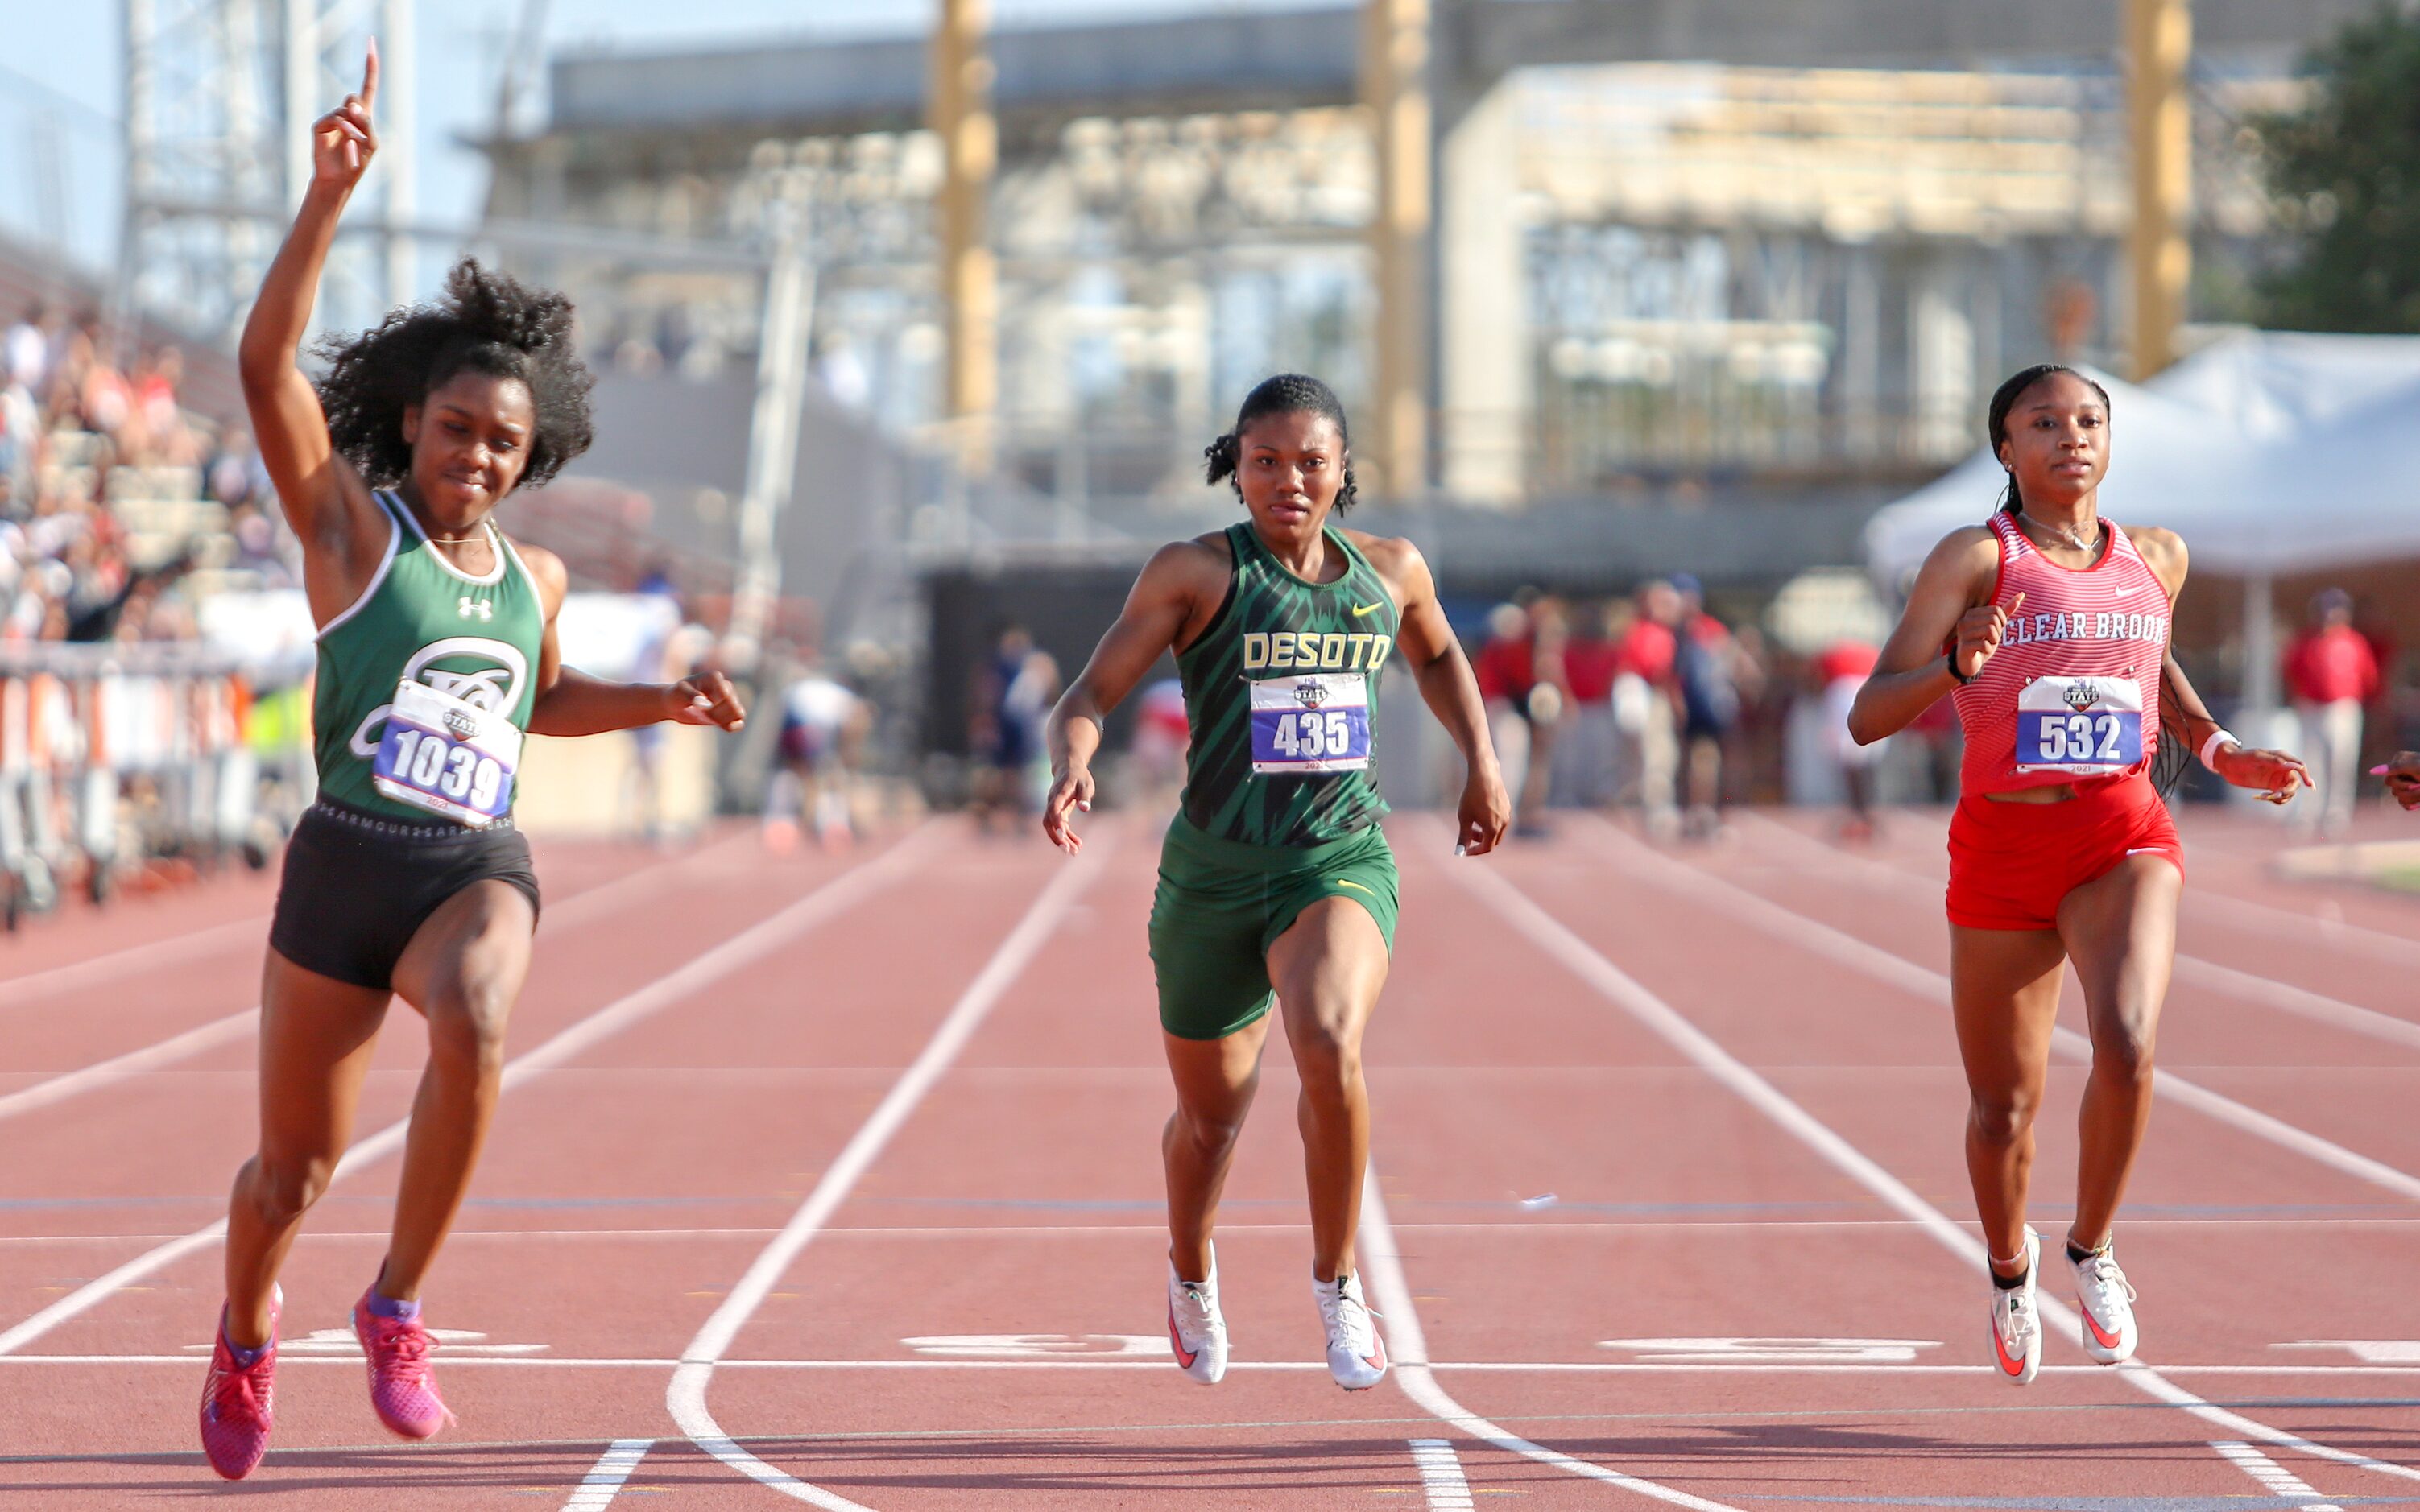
[4,807,2419,1508]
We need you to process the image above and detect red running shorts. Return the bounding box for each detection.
[1946,773,2183,932]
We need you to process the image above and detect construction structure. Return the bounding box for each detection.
[117,0,416,346]
[478,0,2360,520]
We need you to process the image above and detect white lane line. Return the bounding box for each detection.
[561,1437,653,1511]
[19,1353,2420,1378]
[1450,845,2420,1489]
[1595,818,2420,1206]
[2186,879,2420,972]
[2211,1440,2346,1510]
[0,825,940,1357]
[1409,1438,1478,1510]
[0,915,263,1014]
[667,842,1108,1510]
[1359,1172,1746,1511]
[0,835,755,1129]
[0,1009,254,1123]
[1739,812,2420,1056]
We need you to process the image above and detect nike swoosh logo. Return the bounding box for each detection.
[2082,1302,2124,1350]
[1333,878,1375,895]
[1991,1312,2029,1376]
[1351,602,1385,618]
[1168,1304,1198,1369]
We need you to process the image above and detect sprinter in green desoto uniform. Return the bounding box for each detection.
[196,45,747,1481]
[1044,374,1509,1392]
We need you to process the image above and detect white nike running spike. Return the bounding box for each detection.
[1988,1226,2042,1386]
[1166,1251,1228,1386]
[2069,1237,2139,1365]
[1314,1270,1388,1391]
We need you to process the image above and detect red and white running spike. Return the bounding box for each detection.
[1167,1249,1229,1385]
[1316,1270,1389,1391]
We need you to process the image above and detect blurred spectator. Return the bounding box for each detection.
[765,651,870,853]
[1127,675,1190,809]
[0,368,35,499]
[1553,601,1624,808]
[4,306,46,394]
[2356,593,2401,778]
[970,626,1059,831]
[2285,587,2378,837]
[1615,580,1682,835]
[1813,639,1884,840]
[1671,574,1760,841]
[1475,601,1541,834]
[207,429,268,510]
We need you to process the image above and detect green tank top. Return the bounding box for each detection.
[312,490,546,820]
[1176,523,1396,847]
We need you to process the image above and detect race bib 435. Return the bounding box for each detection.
[2015,675,2143,775]
[1250,672,1371,775]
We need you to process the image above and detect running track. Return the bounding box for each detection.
[3,805,2419,1508]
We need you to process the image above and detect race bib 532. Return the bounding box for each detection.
[2015,675,2142,775]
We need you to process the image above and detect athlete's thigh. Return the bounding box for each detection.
[1164,1018,1273,1126]
[257,948,391,1159]
[390,880,538,1024]
[2054,853,2182,1045]
[1948,925,2068,1101]
[1268,896,1391,1051]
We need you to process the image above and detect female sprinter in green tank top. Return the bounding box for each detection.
[196,48,747,1480]
[1044,374,1510,1390]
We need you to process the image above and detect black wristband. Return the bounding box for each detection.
[1946,651,1974,685]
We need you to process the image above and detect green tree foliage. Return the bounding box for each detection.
[2252,6,2420,332]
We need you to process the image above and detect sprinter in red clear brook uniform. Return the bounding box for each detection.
[1851,366,2310,1387]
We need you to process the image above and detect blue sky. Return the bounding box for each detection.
[3,0,1319,287]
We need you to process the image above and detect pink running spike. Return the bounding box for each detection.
[353,1291,456,1440]
[198,1292,279,1480]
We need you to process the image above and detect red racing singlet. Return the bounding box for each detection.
[1952,511,2171,796]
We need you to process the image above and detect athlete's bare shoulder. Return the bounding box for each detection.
[2124,523,2188,595]
[1921,523,2002,600]
[508,537,569,616]
[1129,533,1233,610]
[1341,527,1429,585]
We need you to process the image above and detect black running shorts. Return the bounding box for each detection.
[269,800,542,991]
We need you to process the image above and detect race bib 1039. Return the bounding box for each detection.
[372,678,523,826]
[2015,675,2143,775]
[1249,672,1371,775]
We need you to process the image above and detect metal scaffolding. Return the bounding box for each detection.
[118,0,416,346]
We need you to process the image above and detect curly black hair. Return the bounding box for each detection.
[314,258,595,492]
[1203,373,1359,513]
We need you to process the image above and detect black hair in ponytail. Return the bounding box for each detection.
[1985,363,2110,518]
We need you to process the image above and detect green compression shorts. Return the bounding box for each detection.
[1148,814,1400,1042]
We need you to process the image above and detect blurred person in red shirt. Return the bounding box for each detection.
[2284,588,2378,837]
[1553,601,1625,807]
[1475,601,1541,832]
[1814,639,1884,839]
[1614,580,1682,835]
[1671,575,1760,840]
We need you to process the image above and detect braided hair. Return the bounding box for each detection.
[1985,362,2109,518]
[1202,373,1359,513]
[315,257,595,493]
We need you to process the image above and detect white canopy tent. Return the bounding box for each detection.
[1864,332,2420,716]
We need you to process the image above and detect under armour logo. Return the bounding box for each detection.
[458,597,493,622]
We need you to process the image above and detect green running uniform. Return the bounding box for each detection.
[1149,523,1402,1040]
[313,490,546,822]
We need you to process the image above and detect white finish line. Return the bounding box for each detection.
[562,1439,653,1512]
[1409,1439,1476,1510]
